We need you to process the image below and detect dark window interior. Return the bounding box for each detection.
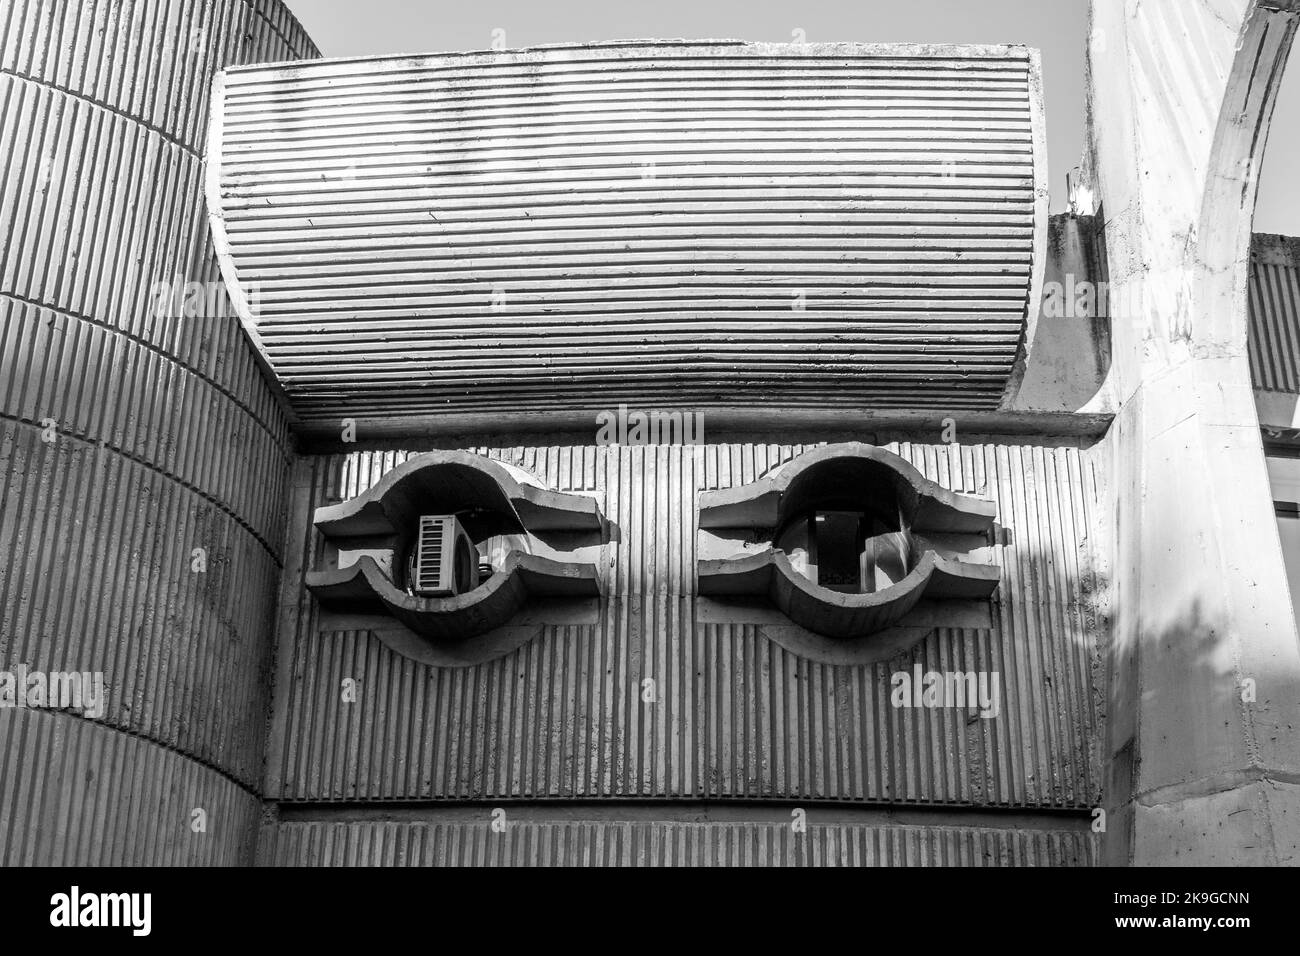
[813,511,866,593]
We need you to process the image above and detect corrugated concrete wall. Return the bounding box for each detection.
[0,0,317,866]
[207,43,1047,427]
[0,708,262,865]
[271,817,1095,867]
[266,439,1105,865]
[1248,233,1300,394]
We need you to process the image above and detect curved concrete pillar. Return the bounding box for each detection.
[1087,0,1300,864]
[0,0,316,864]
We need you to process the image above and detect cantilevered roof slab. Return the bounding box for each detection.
[207,41,1047,429]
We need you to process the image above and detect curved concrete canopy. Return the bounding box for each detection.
[207,41,1048,427]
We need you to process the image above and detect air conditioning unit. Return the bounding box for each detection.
[409,515,479,597]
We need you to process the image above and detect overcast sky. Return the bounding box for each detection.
[283,0,1299,234]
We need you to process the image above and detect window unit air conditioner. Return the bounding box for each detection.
[409,515,480,597]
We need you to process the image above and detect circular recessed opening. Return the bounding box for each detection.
[775,499,915,595]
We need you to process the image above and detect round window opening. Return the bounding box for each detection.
[774,498,915,595]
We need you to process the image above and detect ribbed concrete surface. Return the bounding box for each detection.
[208,43,1047,423]
[270,817,1094,866]
[0,0,317,863]
[1248,233,1300,393]
[270,441,1104,811]
[0,419,283,782]
[1,0,315,153]
[0,709,261,866]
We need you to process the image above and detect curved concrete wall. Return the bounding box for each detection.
[0,0,316,865]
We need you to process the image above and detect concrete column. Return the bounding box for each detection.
[1087,0,1300,864]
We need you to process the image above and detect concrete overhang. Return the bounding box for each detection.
[206,40,1049,433]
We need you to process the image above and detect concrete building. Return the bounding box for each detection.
[0,0,1297,866]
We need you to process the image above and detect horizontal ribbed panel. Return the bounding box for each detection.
[0,710,261,866]
[209,42,1047,422]
[269,441,1103,809]
[0,0,317,861]
[1248,233,1300,393]
[271,818,1094,866]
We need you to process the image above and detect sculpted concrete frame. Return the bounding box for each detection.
[698,443,1000,663]
[306,451,604,664]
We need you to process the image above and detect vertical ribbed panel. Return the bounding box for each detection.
[0,0,317,863]
[1247,233,1300,393]
[0,296,291,552]
[0,709,261,866]
[270,441,1103,813]
[0,419,281,782]
[0,0,315,154]
[208,42,1047,422]
[270,818,1094,867]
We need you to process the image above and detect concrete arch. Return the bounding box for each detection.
[1087,0,1300,866]
[1197,2,1300,347]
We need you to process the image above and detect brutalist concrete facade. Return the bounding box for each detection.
[2,0,1299,867]
[260,439,1102,865]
